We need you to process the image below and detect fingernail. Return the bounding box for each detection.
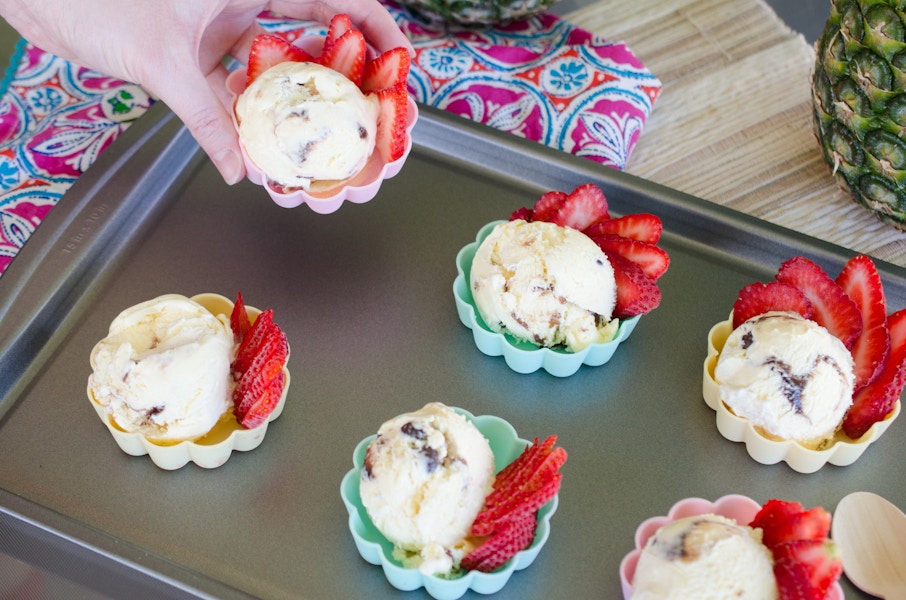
[215,148,244,185]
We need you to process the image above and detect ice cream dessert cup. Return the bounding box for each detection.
[619,495,844,599]
[704,316,900,474]
[454,220,640,377]
[226,35,418,214]
[340,405,558,600]
[87,293,290,470]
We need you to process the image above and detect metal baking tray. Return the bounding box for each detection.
[0,101,902,599]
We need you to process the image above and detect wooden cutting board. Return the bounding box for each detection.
[562,0,906,268]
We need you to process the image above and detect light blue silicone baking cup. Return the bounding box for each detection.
[340,407,559,600]
[454,220,640,377]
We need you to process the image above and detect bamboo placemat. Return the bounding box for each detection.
[562,0,906,268]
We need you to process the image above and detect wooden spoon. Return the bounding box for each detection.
[833,492,906,598]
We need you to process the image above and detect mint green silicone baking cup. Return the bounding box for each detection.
[340,407,559,600]
[454,220,640,377]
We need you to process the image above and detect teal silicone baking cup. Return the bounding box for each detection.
[340,407,558,600]
[454,220,640,377]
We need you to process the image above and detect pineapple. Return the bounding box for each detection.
[394,0,557,26]
[812,0,906,229]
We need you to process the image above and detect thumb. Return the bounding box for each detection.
[150,67,246,186]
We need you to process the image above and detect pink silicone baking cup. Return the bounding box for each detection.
[619,495,844,599]
[704,316,901,474]
[226,36,418,214]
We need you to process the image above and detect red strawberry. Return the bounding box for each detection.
[510,206,533,221]
[473,436,566,536]
[772,539,843,600]
[493,435,559,491]
[316,28,367,86]
[582,213,662,244]
[837,254,890,389]
[323,13,353,54]
[606,252,662,317]
[229,291,251,343]
[549,183,609,230]
[590,234,669,281]
[461,513,537,573]
[371,85,409,162]
[233,326,288,429]
[362,47,410,93]
[750,500,831,548]
[232,309,275,374]
[842,307,906,438]
[246,34,313,87]
[731,281,814,329]
[775,256,862,349]
[530,190,567,222]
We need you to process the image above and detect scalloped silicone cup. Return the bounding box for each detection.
[619,495,844,600]
[226,36,418,214]
[87,293,290,470]
[453,220,640,377]
[340,407,558,600]
[704,316,900,474]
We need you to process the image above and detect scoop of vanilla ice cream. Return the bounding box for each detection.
[235,61,379,190]
[359,402,495,576]
[470,219,618,351]
[88,294,234,442]
[631,514,778,600]
[715,311,854,448]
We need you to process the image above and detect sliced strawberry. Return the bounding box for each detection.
[842,307,906,438]
[590,234,669,281]
[229,291,251,343]
[549,183,609,231]
[607,252,661,318]
[316,28,367,86]
[731,281,814,329]
[246,34,313,87]
[582,213,662,244]
[750,500,831,548]
[772,539,843,600]
[472,436,566,536]
[837,254,890,389]
[775,256,862,349]
[531,190,567,222]
[472,472,561,536]
[461,513,537,573]
[370,85,409,162]
[510,206,533,221]
[233,326,288,429]
[749,499,803,535]
[233,308,275,375]
[323,13,354,55]
[362,47,410,93]
[493,435,559,492]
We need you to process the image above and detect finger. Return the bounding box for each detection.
[151,69,246,186]
[268,0,413,54]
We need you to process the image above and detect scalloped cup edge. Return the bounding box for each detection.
[454,221,640,377]
[619,495,844,600]
[703,317,900,473]
[226,58,418,214]
[87,293,289,470]
[340,407,557,599]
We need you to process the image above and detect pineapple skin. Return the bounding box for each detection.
[395,0,558,26]
[812,0,906,230]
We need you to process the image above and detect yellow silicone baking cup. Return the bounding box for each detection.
[87,293,290,470]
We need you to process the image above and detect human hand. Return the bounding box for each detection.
[0,0,413,185]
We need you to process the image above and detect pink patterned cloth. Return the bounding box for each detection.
[0,41,152,275]
[0,6,660,277]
